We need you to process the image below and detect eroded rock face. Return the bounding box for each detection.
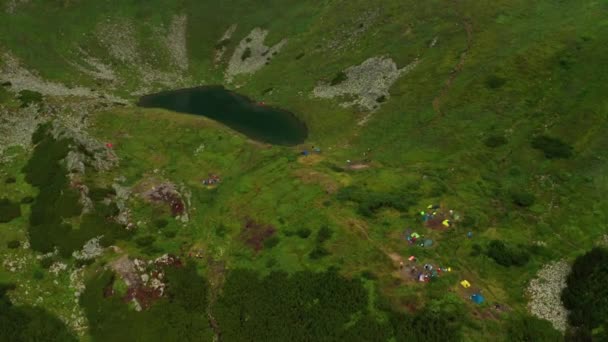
[225,28,287,82]
[527,260,570,332]
[312,56,419,114]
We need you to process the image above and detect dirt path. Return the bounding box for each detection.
[432,14,473,117]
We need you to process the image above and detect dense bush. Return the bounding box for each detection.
[264,236,280,249]
[88,187,116,202]
[562,247,608,337]
[316,225,333,244]
[6,240,20,249]
[505,315,561,341]
[330,71,348,86]
[135,235,156,247]
[486,240,530,267]
[0,284,77,342]
[81,263,213,341]
[484,135,507,148]
[531,135,573,159]
[296,227,312,238]
[485,75,506,89]
[23,125,131,256]
[17,90,43,108]
[0,198,21,223]
[309,245,330,259]
[337,186,418,217]
[511,191,536,207]
[241,47,252,61]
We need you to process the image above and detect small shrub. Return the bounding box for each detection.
[20,196,34,204]
[39,258,54,269]
[330,71,348,86]
[485,75,506,89]
[317,226,333,244]
[18,90,43,107]
[33,269,44,280]
[309,245,330,259]
[135,235,156,247]
[376,95,386,103]
[214,38,230,49]
[154,219,169,229]
[5,176,16,184]
[89,187,116,202]
[512,191,535,207]
[531,135,573,159]
[361,270,377,280]
[264,236,280,249]
[0,198,21,223]
[163,230,177,238]
[486,240,530,267]
[484,135,507,148]
[241,47,252,61]
[296,228,312,239]
[470,244,482,257]
[215,224,228,237]
[7,240,20,249]
[245,37,252,43]
[295,52,305,60]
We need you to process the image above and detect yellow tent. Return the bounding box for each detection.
[442,219,450,227]
[460,280,471,288]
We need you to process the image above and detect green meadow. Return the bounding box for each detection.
[0,0,607,340]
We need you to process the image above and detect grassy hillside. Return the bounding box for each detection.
[0,0,607,340]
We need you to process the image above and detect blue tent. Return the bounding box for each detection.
[471,293,485,304]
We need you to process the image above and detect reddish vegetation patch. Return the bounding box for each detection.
[240,219,276,251]
[144,183,185,216]
[125,285,163,309]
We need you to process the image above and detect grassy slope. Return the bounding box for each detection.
[1,0,607,340]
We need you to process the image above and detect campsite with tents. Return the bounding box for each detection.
[0,0,607,341]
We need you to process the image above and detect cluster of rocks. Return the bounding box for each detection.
[112,181,133,226]
[225,27,287,82]
[164,14,189,71]
[0,104,43,160]
[527,260,571,332]
[312,56,420,115]
[72,236,105,260]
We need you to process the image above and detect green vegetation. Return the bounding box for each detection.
[241,47,252,61]
[81,263,213,341]
[337,186,419,217]
[330,71,348,86]
[562,248,608,339]
[485,240,530,267]
[0,284,77,342]
[511,190,535,207]
[17,90,43,108]
[505,315,561,341]
[0,198,21,223]
[531,136,573,159]
[484,135,507,148]
[0,0,607,340]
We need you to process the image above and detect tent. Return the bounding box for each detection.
[442,219,451,227]
[471,293,485,304]
[460,280,471,288]
[411,232,421,239]
[423,239,433,247]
